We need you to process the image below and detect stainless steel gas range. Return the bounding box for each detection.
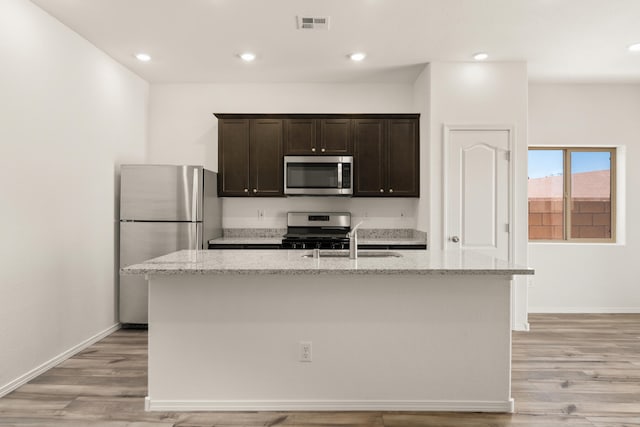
[281,212,351,250]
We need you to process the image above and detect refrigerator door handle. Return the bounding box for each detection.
[191,168,199,223]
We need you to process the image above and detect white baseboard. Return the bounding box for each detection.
[0,323,120,398]
[513,322,530,331]
[529,307,640,314]
[146,398,515,413]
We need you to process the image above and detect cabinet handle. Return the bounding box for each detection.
[389,188,394,193]
[380,189,384,193]
[253,188,257,193]
[243,188,248,193]
[321,148,325,152]
[311,147,316,152]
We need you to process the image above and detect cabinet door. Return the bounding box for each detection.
[250,119,283,196]
[284,119,316,155]
[353,119,386,196]
[387,119,419,197]
[319,119,352,154]
[218,119,250,196]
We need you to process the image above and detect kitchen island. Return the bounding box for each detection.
[123,249,533,413]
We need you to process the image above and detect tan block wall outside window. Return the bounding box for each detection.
[529,198,611,240]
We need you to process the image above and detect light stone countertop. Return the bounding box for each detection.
[208,237,283,245]
[358,238,426,246]
[122,249,534,276]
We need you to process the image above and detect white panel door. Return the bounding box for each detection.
[447,130,510,261]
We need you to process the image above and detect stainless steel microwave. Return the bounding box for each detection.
[284,156,353,196]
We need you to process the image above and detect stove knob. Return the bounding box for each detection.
[301,243,307,249]
[316,242,322,249]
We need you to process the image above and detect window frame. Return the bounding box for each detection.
[528,146,616,243]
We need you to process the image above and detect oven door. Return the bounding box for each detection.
[284,156,353,195]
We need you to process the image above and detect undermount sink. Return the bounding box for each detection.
[302,251,402,259]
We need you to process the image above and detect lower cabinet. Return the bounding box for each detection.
[207,243,426,250]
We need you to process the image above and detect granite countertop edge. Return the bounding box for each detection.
[121,249,534,277]
[122,268,533,276]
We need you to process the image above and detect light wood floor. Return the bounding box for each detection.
[0,314,639,426]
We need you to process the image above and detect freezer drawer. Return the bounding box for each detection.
[119,221,202,324]
[120,165,203,222]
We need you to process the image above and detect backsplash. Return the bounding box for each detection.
[222,228,287,238]
[222,228,427,241]
[357,229,427,240]
[221,197,420,230]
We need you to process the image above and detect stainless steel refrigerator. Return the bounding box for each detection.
[119,165,221,326]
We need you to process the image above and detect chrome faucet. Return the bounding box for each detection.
[348,221,363,259]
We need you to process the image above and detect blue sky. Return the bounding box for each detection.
[528,150,611,179]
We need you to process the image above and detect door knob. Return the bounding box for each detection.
[451,236,460,243]
[311,147,316,152]
[380,189,384,193]
[321,148,326,152]
[243,188,248,193]
[253,188,257,193]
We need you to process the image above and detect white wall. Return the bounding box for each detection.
[427,62,529,256]
[0,0,148,393]
[528,84,640,312]
[148,83,419,229]
[412,65,431,237]
[417,62,530,329]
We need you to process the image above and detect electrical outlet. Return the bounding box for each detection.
[299,341,312,362]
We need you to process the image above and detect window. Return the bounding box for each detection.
[528,147,616,242]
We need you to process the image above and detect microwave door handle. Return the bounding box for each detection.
[337,163,343,189]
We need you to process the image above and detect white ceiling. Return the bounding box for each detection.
[30,0,640,84]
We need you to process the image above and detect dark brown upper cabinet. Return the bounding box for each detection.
[217,118,283,197]
[353,119,386,196]
[353,118,419,197]
[216,113,418,198]
[284,118,352,155]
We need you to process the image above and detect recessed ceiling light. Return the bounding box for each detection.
[239,52,256,62]
[628,43,640,52]
[349,52,366,62]
[473,52,489,61]
[135,53,151,62]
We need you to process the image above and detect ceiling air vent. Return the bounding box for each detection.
[297,16,330,30]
